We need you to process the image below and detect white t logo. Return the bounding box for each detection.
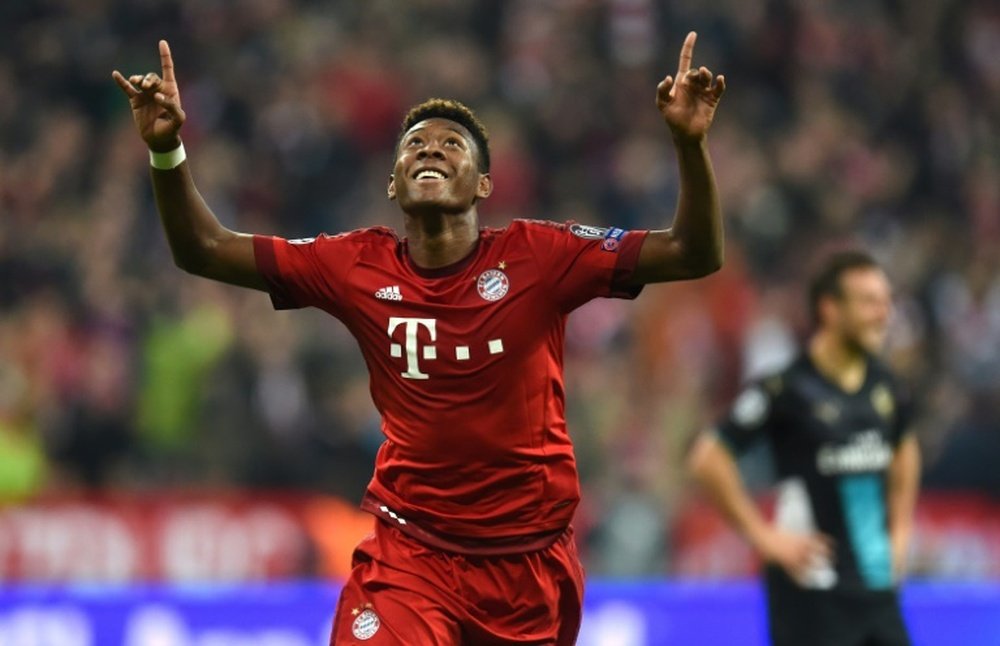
[387,317,437,380]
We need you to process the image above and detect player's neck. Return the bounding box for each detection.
[808,331,867,394]
[403,210,480,269]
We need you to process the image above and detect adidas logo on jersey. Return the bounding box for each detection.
[375,285,403,301]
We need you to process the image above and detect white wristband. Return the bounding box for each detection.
[149,143,186,170]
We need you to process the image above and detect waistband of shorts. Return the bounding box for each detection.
[360,492,567,556]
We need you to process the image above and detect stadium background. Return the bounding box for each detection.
[1,0,998,644]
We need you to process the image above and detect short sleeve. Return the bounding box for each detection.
[518,220,648,312]
[891,380,914,446]
[253,233,359,312]
[716,377,781,455]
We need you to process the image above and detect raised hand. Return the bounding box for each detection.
[657,32,726,143]
[112,40,186,152]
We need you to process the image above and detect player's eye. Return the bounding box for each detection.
[406,137,422,147]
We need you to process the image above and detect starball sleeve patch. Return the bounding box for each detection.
[569,223,610,239]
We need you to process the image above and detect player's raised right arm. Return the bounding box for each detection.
[112,40,265,291]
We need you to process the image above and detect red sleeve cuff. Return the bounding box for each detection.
[252,235,298,310]
[610,230,648,299]
[253,234,279,275]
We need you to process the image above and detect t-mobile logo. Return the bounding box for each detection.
[387,317,504,379]
[388,317,437,380]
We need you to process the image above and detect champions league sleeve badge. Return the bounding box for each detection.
[732,386,769,429]
[569,223,609,239]
[567,223,627,251]
[601,227,626,252]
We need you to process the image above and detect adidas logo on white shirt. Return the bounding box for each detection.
[375,285,403,301]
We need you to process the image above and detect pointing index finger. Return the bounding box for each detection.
[111,70,140,98]
[677,31,697,76]
[159,39,176,83]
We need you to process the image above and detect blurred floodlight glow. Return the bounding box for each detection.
[0,605,91,646]
[124,606,187,646]
[124,605,312,646]
[578,600,647,646]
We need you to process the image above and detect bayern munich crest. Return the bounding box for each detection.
[352,608,381,640]
[477,269,510,302]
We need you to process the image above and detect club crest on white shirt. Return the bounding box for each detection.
[477,269,510,302]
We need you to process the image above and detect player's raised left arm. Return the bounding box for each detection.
[630,32,726,285]
[113,41,265,291]
[887,433,921,582]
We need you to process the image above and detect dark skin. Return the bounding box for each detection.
[388,119,492,269]
[111,32,725,287]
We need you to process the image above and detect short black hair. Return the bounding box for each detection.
[397,98,490,172]
[808,250,881,325]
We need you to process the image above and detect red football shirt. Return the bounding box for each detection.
[253,220,647,551]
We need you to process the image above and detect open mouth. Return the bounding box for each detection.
[413,168,448,181]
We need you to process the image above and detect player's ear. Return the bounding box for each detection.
[818,294,838,327]
[476,173,492,200]
[387,174,396,201]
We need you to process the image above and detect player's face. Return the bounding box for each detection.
[388,118,491,215]
[833,268,892,354]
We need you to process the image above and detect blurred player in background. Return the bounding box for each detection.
[114,32,724,645]
[688,251,921,646]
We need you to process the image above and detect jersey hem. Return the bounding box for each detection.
[360,492,567,556]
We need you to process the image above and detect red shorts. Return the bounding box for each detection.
[330,520,584,645]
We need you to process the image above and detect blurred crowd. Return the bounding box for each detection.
[1,0,998,576]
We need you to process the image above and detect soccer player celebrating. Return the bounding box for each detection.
[688,251,921,646]
[114,32,725,644]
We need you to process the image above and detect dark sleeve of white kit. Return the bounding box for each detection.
[890,378,915,446]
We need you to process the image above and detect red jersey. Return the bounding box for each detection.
[253,220,646,552]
